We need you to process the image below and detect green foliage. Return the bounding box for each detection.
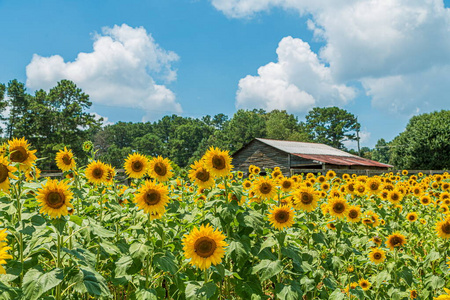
[371,138,391,164]
[389,110,450,169]
[305,106,360,150]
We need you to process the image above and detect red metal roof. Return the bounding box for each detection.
[293,154,393,168]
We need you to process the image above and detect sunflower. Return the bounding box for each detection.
[202,147,233,178]
[410,290,418,299]
[434,288,450,300]
[359,278,371,291]
[8,137,37,170]
[346,205,361,223]
[25,166,41,182]
[0,235,12,274]
[386,232,407,250]
[134,180,169,215]
[326,170,336,179]
[82,141,93,152]
[327,221,336,230]
[148,156,173,182]
[387,189,403,204]
[435,217,450,239]
[292,187,320,212]
[406,212,418,222]
[124,153,149,179]
[369,248,386,264]
[271,169,282,178]
[372,236,382,246]
[85,161,108,185]
[345,182,356,194]
[320,182,330,191]
[189,160,216,189]
[251,166,260,175]
[36,179,73,219]
[0,156,17,192]
[402,170,408,176]
[182,223,227,270]
[268,205,295,230]
[366,178,382,195]
[105,164,116,185]
[362,211,380,227]
[237,171,243,179]
[354,182,366,196]
[55,147,76,172]
[252,177,277,200]
[279,178,294,192]
[327,198,348,219]
[420,194,431,205]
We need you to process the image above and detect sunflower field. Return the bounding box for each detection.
[0,137,449,299]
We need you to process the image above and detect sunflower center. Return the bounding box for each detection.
[10,146,28,163]
[259,183,272,194]
[408,215,415,221]
[282,181,291,189]
[333,203,345,213]
[347,184,355,192]
[145,190,161,205]
[194,237,217,258]
[373,252,382,260]
[442,222,450,234]
[390,237,402,247]
[132,161,144,173]
[361,282,368,288]
[93,167,104,179]
[62,154,72,165]
[391,193,399,201]
[212,155,226,170]
[275,211,289,223]
[348,210,358,219]
[154,162,167,176]
[46,192,65,209]
[196,169,210,182]
[358,186,365,193]
[300,193,313,204]
[0,164,9,183]
[370,183,379,190]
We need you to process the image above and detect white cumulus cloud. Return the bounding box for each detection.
[26,24,182,121]
[236,36,356,113]
[212,0,450,115]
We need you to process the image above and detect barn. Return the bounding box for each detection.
[232,138,392,175]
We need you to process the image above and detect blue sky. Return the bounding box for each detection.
[1,0,450,149]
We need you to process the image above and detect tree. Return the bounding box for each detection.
[265,110,310,142]
[0,84,7,136]
[6,80,30,139]
[371,138,391,164]
[305,107,360,149]
[389,110,450,169]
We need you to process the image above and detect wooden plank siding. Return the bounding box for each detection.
[232,140,291,176]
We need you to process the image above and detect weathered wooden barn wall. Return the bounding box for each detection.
[232,140,290,175]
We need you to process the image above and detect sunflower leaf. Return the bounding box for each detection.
[23,267,63,300]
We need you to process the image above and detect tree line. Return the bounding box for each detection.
[1,79,449,170]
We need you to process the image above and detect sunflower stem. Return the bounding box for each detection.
[56,231,63,300]
[204,268,209,283]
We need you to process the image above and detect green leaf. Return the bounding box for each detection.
[89,219,115,238]
[185,281,217,300]
[252,260,283,282]
[155,253,178,274]
[69,215,83,226]
[135,288,158,300]
[30,215,46,226]
[259,236,277,252]
[399,266,413,285]
[275,282,302,300]
[312,232,328,246]
[129,242,150,261]
[74,267,111,297]
[23,268,63,300]
[51,218,67,235]
[374,270,391,287]
[115,255,133,276]
[328,288,345,300]
[426,275,445,289]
